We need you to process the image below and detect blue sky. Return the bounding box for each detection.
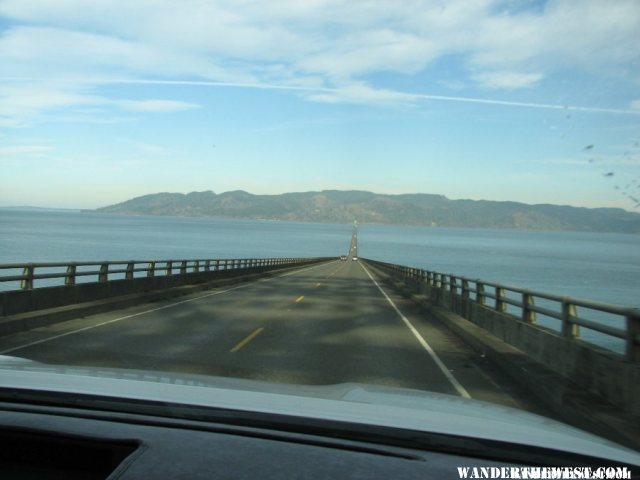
[1,0,639,210]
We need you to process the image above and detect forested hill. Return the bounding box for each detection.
[94,190,640,233]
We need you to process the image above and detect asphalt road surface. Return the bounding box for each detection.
[0,259,552,415]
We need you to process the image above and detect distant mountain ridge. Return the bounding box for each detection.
[94,190,640,233]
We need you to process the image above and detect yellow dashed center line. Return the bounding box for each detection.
[230,327,264,353]
[325,266,342,279]
[295,295,305,303]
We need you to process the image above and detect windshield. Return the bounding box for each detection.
[0,0,639,461]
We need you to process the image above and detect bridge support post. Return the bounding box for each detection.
[21,264,34,290]
[626,309,640,362]
[449,276,457,311]
[449,275,456,294]
[419,270,427,294]
[99,263,108,283]
[522,292,536,324]
[476,281,485,305]
[432,273,442,304]
[460,279,470,318]
[65,264,76,286]
[126,262,134,280]
[495,287,506,313]
[561,299,579,338]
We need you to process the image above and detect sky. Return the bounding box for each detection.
[0,0,639,210]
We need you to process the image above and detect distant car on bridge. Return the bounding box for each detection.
[340,255,347,261]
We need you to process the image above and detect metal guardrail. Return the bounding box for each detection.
[0,258,320,291]
[367,259,640,362]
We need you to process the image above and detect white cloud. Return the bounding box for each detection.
[472,71,544,89]
[0,0,638,119]
[299,29,441,81]
[468,1,640,72]
[0,82,102,126]
[117,99,200,112]
[631,100,640,111]
[0,81,201,126]
[305,83,416,105]
[0,25,250,82]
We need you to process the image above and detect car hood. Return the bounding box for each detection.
[0,356,638,465]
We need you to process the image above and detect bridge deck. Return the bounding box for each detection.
[0,260,552,417]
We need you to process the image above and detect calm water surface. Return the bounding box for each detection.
[1,209,638,351]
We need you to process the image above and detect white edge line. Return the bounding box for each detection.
[359,262,471,399]
[0,260,336,355]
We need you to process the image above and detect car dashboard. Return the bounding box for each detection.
[1,393,638,480]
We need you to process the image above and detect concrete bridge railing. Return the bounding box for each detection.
[366,259,640,361]
[0,257,330,318]
[365,258,640,420]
